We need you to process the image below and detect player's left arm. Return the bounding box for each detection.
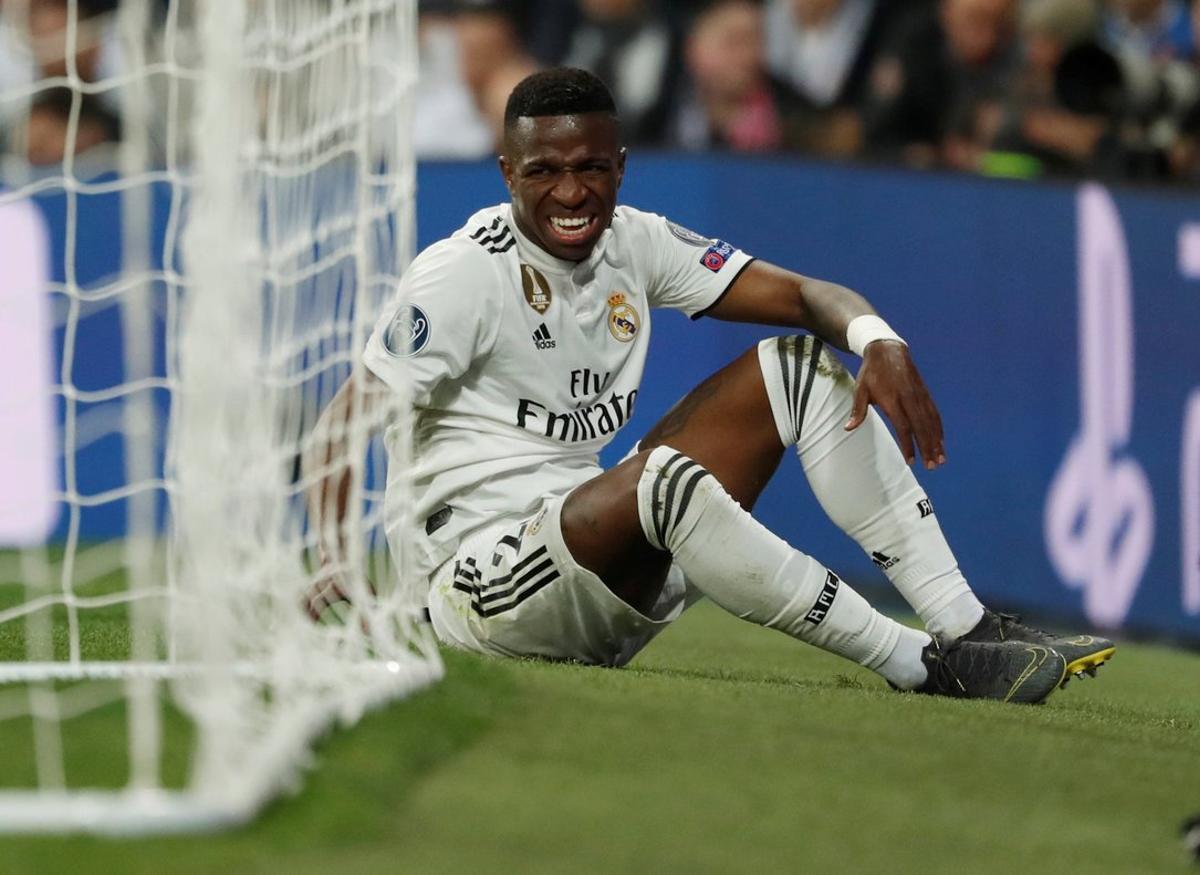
[708,259,946,469]
[301,369,391,620]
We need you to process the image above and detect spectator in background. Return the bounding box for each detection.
[21,85,119,164]
[0,0,123,119]
[1099,0,1199,161]
[513,0,582,64]
[560,0,679,143]
[457,0,540,147]
[0,2,30,89]
[414,3,498,158]
[415,1,539,158]
[763,0,910,109]
[669,0,849,154]
[16,0,120,83]
[1168,93,1200,182]
[479,56,541,146]
[1101,0,1193,62]
[0,0,125,161]
[1194,0,1200,57]
[983,0,1121,176]
[860,0,1018,168]
[457,1,529,105]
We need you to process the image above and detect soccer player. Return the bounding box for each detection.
[306,67,1114,703]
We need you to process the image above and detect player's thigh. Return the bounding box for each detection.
[427,493,686,667]
[560,347,786,604]
[639,346,784,510]
[559,348,785,586]
[558,450,674,615]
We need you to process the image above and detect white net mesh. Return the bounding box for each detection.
[0,0,439,833]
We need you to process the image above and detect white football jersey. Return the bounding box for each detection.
[363,203,754,581]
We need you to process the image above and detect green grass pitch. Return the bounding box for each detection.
[0,595,1197,874]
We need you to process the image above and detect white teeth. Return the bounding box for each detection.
[551,217,590,230]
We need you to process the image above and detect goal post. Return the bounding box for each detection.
[0,0,440,834]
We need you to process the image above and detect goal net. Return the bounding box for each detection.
[0,0,440,833]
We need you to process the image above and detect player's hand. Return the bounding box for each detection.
[846,340,946,469]
[303,552,381,627]
[303,569,352,622]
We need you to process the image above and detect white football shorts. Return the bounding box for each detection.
[426,489,692,667]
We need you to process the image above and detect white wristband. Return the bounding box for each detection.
[846,314,906,357]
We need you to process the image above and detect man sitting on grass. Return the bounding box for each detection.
[307,67,1114,704]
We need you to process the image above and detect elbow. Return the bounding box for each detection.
[783,290,809,327]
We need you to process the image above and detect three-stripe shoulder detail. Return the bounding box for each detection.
[469,216,516,255]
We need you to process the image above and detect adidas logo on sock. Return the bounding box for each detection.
[532,323,556,350]
[871,550,900,570]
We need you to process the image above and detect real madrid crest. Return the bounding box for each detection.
[520,263,552,314]
[607,292,639,342]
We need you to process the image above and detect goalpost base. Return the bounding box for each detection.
[0,658,441,836]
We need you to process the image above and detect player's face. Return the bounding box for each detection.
[499,113,626,262]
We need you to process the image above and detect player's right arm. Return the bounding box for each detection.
[709,259,946,469]
[303,238,499,618]
[640,212,944,469]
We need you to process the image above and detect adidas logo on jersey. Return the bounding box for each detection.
[532,323,556,350]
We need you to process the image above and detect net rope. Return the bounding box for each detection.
[0,0,439,833]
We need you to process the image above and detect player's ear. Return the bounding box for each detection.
[498,154,514,193]
[617,147,627,186]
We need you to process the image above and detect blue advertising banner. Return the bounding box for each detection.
[418,157,1200,641]
[9,155,1199,640]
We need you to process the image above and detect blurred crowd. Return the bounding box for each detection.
[417,0,1200,184]
[0,0,123,166]
[4,0,1200,184]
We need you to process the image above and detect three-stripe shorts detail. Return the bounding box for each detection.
[451,525,561,618]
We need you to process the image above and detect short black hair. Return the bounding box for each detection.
[503,67,617,128]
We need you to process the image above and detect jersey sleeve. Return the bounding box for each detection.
[362,239,498,407]
[641,212,755,319]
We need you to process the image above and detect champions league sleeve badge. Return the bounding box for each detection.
[383,303,431,357]
[607,292,639,342]
[700,240,736,273]
[666,220,713,247]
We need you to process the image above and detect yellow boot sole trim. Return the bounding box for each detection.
[1065,646,1116,677]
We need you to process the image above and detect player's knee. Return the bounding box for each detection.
[757,335,854,446]
[560,450,652,561]
[758,334,852,383]
[559,449,676,611]
[636,446,720,552]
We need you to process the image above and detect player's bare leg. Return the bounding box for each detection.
[561,338,1068,702]
[563,344,936,690]
[562,346,783,615]
[564,338,976,634]
[754,336,1113,679]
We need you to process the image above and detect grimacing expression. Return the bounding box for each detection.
[499,113,626,262]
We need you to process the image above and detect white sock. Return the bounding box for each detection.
[879,625,933,689]
[758,336,985,641]
[637,446,930,688]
